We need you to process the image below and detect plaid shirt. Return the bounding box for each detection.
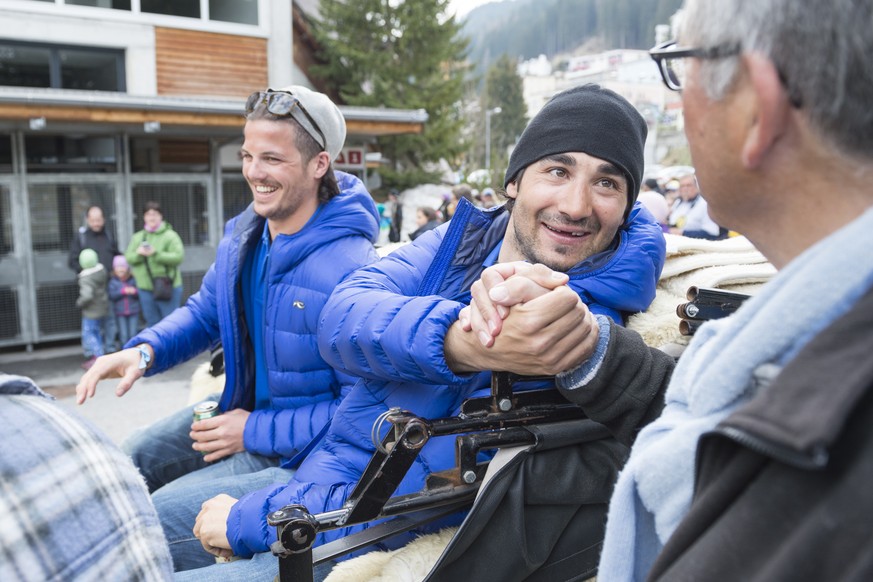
[0,375,173,581]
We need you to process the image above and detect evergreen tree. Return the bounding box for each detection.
[481,54,528,188]
[312,0,470,188]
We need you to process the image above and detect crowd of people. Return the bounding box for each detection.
[4,0,873,580]
[382,183,503,245]
[70,202,185,369]
[634,172,728,239]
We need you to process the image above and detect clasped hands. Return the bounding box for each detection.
[446,262,599,376]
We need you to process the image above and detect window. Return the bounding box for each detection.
[130,137,210,173]
[141,0,199,18]
[65,0,132,9]
[25,135,119,174]
[0,44,51,88]
[59,47,123,90]
[0,41,125,92]
[210,0,258,25]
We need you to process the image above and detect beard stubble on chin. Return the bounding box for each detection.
[512,210,604,272]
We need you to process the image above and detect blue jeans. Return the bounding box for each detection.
[122,393,280,493]
[154,466,295,572]
[173,547,334,581]
[116,313,140,346]
[103,313,119,352]
[140,285,183,327]
[81,317,105,358]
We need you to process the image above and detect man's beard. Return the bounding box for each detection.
[512,211,603,272]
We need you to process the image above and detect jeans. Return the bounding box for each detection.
[103,312,119,352]
[116,313,140,347]
[172,547,334,582]
[140,285,183,327]
[154,465,295,571]
[81,317,105,358]
[122,393,280,493]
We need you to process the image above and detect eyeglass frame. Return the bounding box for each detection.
[649,40,802,108]
[245,90,328,152]
[649,40,741,92]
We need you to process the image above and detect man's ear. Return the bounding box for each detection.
[311,151,331,179]
[741,52,792,169]
[505,181,518,200]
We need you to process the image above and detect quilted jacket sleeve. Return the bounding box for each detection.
[125,260,221,373]
[226,439,378,557]
[318,227,472,386]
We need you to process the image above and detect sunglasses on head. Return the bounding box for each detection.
[245,90,327,151]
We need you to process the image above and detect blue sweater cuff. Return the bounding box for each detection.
[556,315,611,391]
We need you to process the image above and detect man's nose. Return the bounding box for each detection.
[557,183,593,219]
[245,159,266,180]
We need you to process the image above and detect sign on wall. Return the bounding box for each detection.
[334,147,365,170]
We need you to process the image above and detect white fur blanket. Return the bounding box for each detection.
[627,234,775,349]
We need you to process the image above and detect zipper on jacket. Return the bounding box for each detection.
[418,199,475,296]
[708,426,829,470]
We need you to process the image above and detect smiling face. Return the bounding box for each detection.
[241,119,329,237]
[500,152,627,272]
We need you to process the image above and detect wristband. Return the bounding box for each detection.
[137,344,152,370]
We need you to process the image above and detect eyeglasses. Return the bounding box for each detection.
[649,40,803,108]
[649,40,741,91]
[245,90,327,151]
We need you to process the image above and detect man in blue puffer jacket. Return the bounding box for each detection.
[76,86,379,574]
[185,84,666,579]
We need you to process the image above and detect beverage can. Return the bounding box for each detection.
[193,400,220,422]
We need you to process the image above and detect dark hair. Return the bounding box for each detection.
[418,206,438,222]
[143,200,162,216]
[501,167,527,214]
[451,184,474,202]
[246,104,340,202]
[644,178,662,193]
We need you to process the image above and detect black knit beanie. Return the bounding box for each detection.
[504,84,647,218]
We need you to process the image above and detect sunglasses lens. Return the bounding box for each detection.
[245,91,266,114]
[265,92,299,116]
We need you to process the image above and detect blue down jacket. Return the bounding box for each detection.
[128,171,379,463]
[226,198,666,557]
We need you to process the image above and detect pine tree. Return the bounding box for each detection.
[481,54,528,188]
[312,0,470,188]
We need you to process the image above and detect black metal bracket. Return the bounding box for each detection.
[269,372,585,580]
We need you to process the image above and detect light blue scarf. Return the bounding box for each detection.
[597,206,873,581]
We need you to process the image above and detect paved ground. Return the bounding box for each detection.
[0,342,210,446]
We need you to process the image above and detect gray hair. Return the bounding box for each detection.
[680,0,873,159]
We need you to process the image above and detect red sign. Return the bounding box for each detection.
[335,147,364,168]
